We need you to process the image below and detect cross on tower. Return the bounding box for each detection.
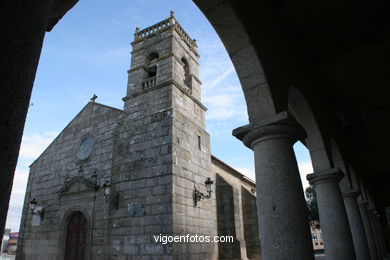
[90,94,98,102]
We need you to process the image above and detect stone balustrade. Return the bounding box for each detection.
[142,77,156,90]
[134,18,172,40]
[174,22,197,48]
[133,15,197,49]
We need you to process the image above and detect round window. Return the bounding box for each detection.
[78,137,94,160]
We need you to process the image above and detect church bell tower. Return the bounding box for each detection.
[118,11,217,258]
[123,10,204,114]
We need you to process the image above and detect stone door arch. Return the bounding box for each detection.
[64,211,87,260]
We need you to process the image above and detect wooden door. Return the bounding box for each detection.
[64,211,87,260]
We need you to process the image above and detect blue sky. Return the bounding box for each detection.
[6,0,312,231]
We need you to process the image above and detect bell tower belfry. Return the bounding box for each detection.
[123,10,204,114]
[119,11,217,258]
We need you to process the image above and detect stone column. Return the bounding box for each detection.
[368,208,383,259]
[358,201,378,260]
[375,214,388,257]
[233,112,314,259]
[370,209,386,258]
[374,214,386,257]
[343,192,370,260]
[307,168,356,259]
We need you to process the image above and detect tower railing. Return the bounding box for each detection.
[142,77,156,91]
[174,22,197,48]
[133,12,197,49]
[134,18,172,40]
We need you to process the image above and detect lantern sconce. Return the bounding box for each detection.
[29,198,45,219]
[194,177,214,206]
[102,180,111,202]
[99,180,119,209]
[29,198,38,213]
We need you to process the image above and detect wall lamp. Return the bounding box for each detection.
[29,198,45,219]
[194,177,214,206]
[97,180,119,208]
[102,180,111,202]
[29,198,38,213]
[93,177,111,201]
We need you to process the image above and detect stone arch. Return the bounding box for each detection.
[194,0,277,122]
[58,207,92,260]
[288,86,332,172]
[330,138,359,192]
[146,52,159,63]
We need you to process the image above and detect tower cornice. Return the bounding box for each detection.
[132,11,198,55]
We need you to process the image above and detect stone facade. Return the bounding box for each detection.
[3,1,390,259]
[17,13,260,260]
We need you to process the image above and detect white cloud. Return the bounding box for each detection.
[5,132,58,231]
[19,132,58,160]
[5,168,29,232]
[233,160,313,191]
[298,161,313,190]
[196,35,248,124]
[203,66,234,91]
[234,167,256,181]
[203,92,247,121]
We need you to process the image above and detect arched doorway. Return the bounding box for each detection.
[64,211,87,260]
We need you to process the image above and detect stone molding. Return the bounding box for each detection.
[131,13,199,56]
[190,73,202,84]
[57,176,97,195]
[127,65,148,74]
[122,79,207,111]
[358,200,370,208]
[307,168,344,186]
[232,111,306,149]
[342,190,360,199]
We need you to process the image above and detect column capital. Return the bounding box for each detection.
[342,190,360,200]
[367,207,378,215]
[358,200,370,208]
[232,111,306,149]
[306,168,344,186]
[368,207,380,218]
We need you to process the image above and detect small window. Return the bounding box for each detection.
[78,137,94,160]
[198,135,201,150]
[181,57,191,88]
[148,65,157,78]
[147,52,159,78]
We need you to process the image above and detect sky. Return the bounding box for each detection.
[5,0,313,232]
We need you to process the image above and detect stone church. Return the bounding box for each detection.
[17,12,261,260]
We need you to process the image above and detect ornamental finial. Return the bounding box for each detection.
[170,10,175,17]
